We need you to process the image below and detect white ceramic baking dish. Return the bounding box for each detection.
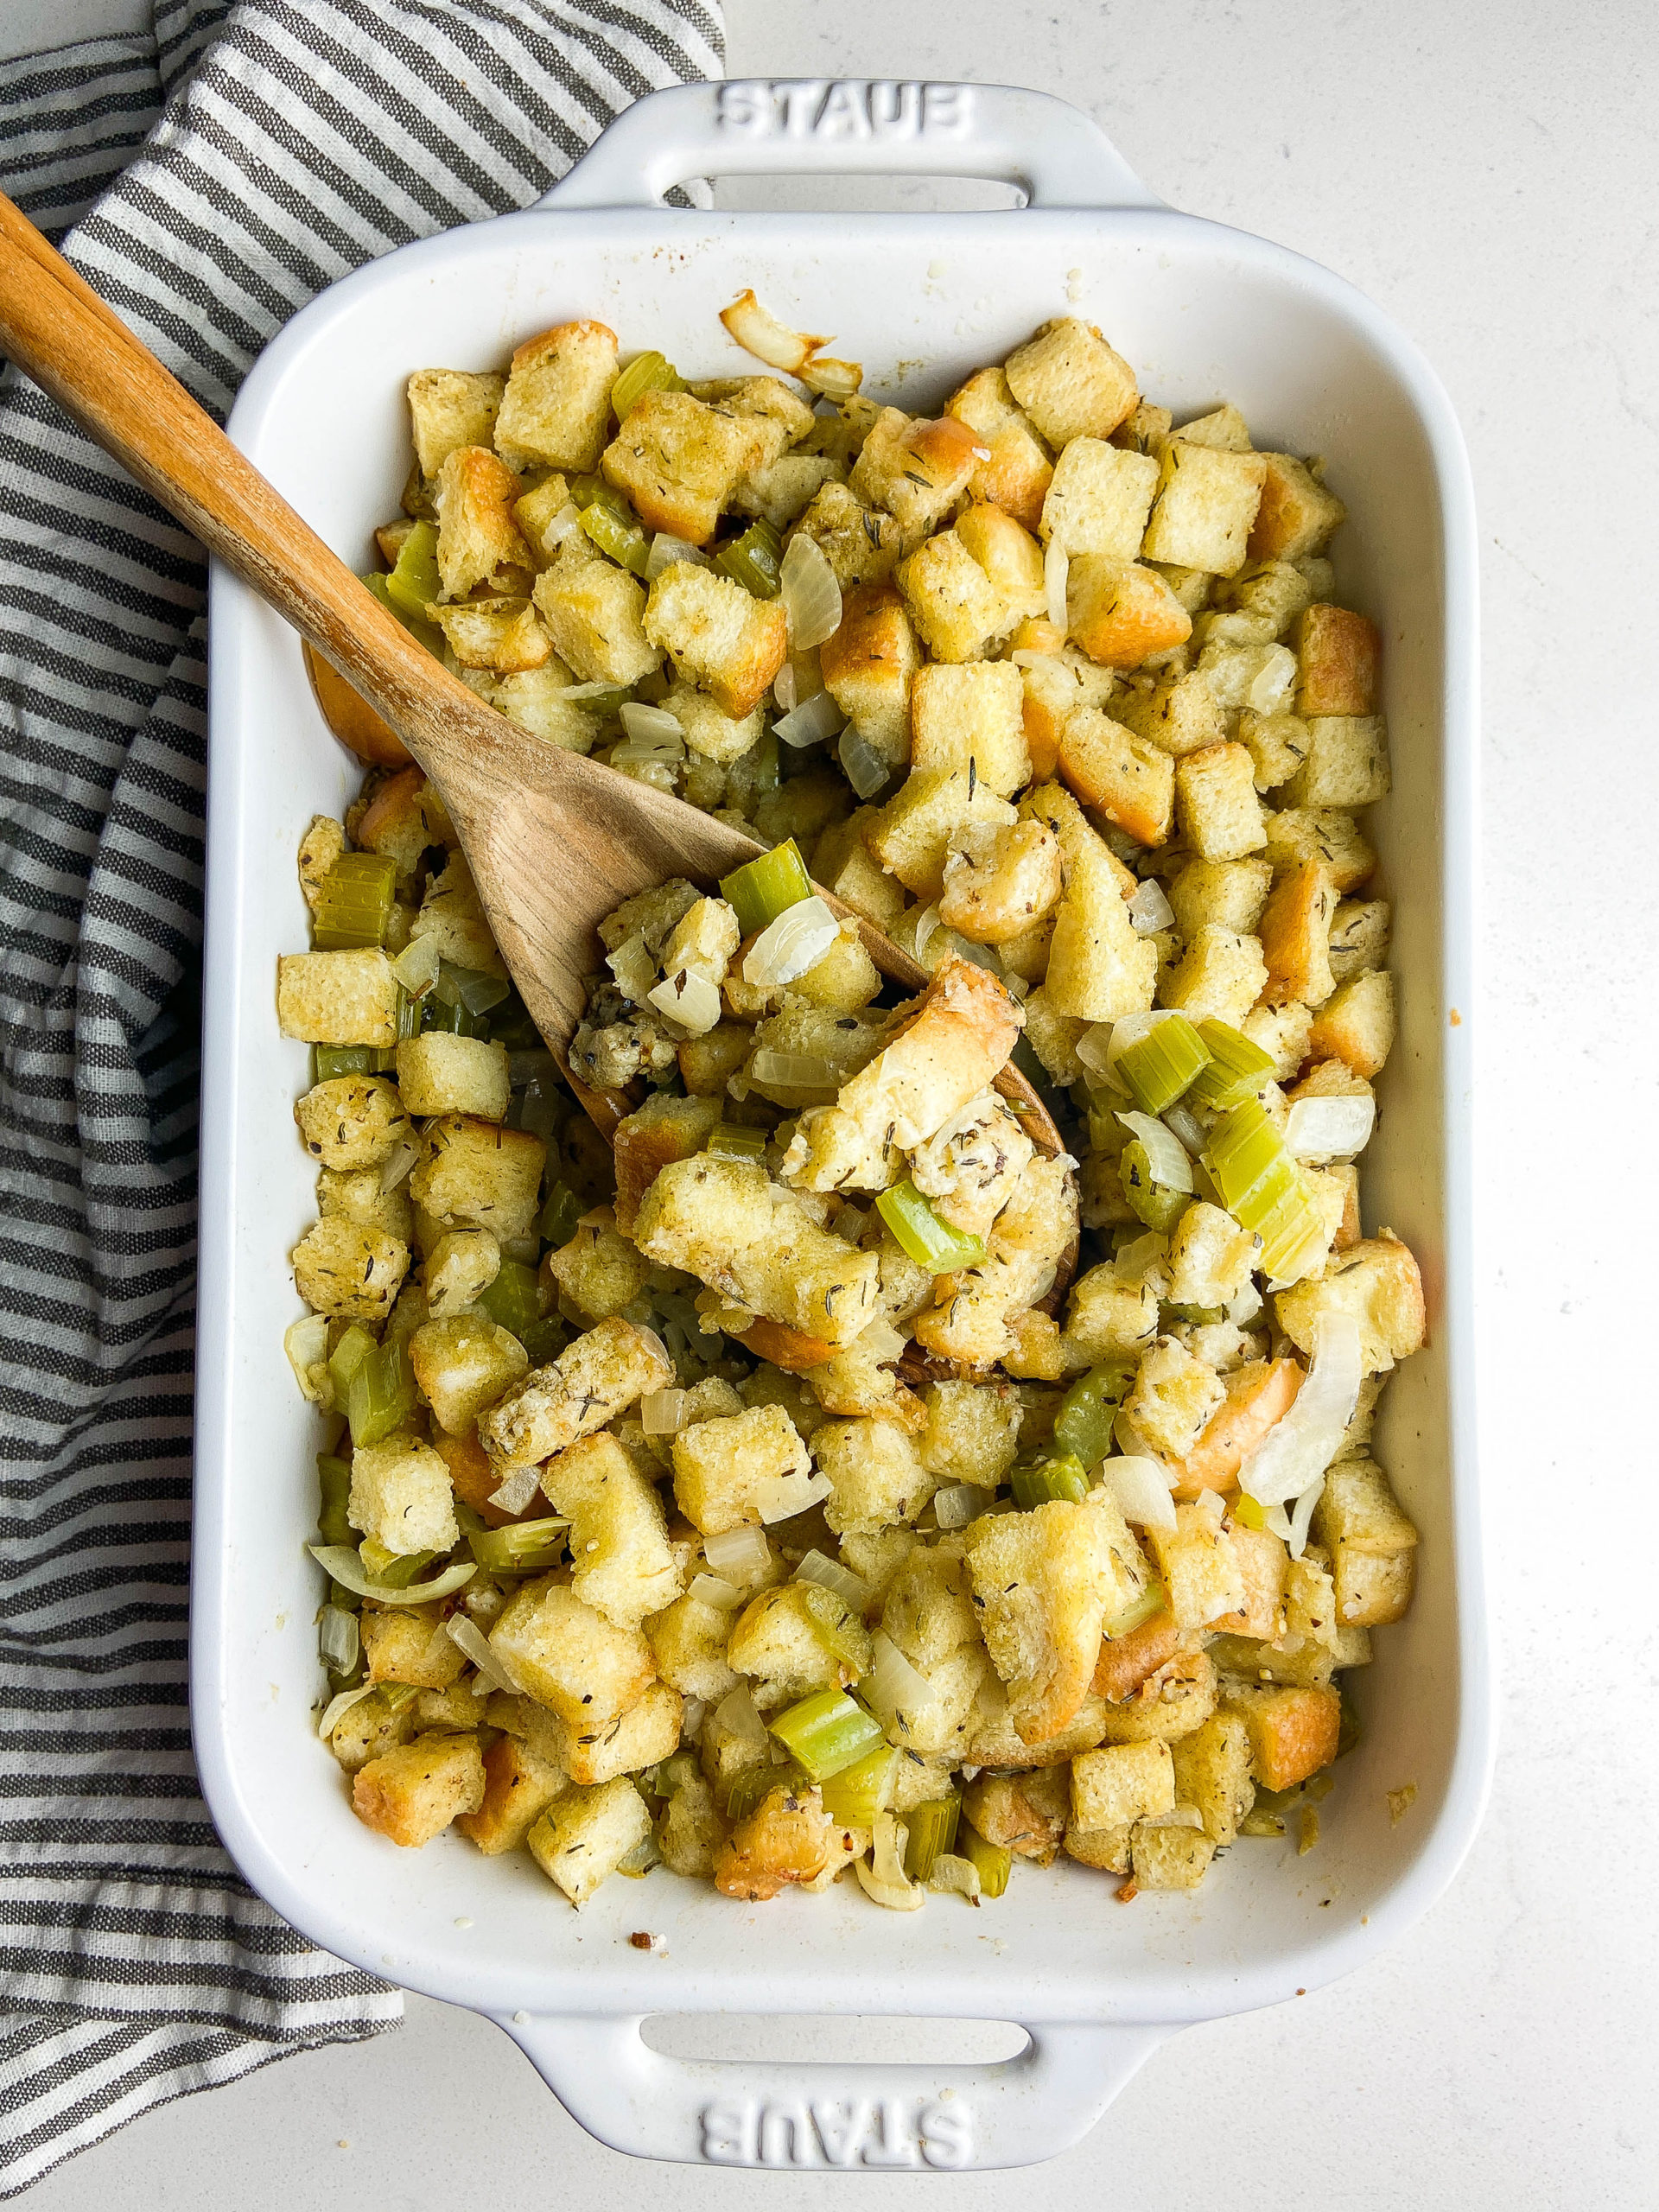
[194,79,1490,2171]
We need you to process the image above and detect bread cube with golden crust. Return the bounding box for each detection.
[360,1603,467,1690]
[1110,666,1226,760]
[1169,1711,1255,1844]
[1284,715,1390,810]
[1065,1262,1160,1361]
[714,1781,836,1901]
[490,1577,656,1730]
[317,1166,414,1245]
[814,1414,934,1536]
[454,1732,565,1855]
[643,560,788,718]
[1018,645,1118,780]
[945,365,1053,530]
[1041,438,1159,561]
[1275,1233,1425,1375]
[1066,556,1193,668]
[543,1207,651,1321]
[819,583,920,772]
[1264,806,1376,893]
[291,1216,410,1322]
[352,1732,485,1848]
[1308,968,1396,1078]
[553,1678,683,1785]
[939,817,1064,945]
[433,446,532,601]
[409,1313,528,1432]
[897,527,1009,662]
[1218,1675,1341,1790]
[531,541,661,687]
[1127,1341,1226,1464]
[963,1767,1070,1866]
[528,1777,652,1906]
[1004,318,1139,447]
[671,1403,812,1536]
[728,1584,868,1707]
[293,1074,409,1172]
[542,1430,683,1629]
[1168,855,1272,938]
[865,766,1017,903]
[409,1116,546,1243]
[1296,603,1380,716]
[407,369,504,480]
[1095,1648,1217,1745]
[348,1437,458,1556]
[1247,452,1347,562]
[1130,1821,1216,1890]
[409,849,505,975]
[1260,859,1339,1007]
[1142,442,1268,577]
[479,1315,672,1473]
[909,660,1030,796]
[1045,833,1159,1023]
[1058,707,1173,846]
[787,479,905,589]
[429,596,550,673]
[646,1591,741,1705]
[601,389,753,544]
[1175,741,1267,861]
[1313,1457,1419,1626]
[395,1033,509,1122]
[850,409,981,546]
[494,320,618,474]
[1071,1738,1174,1831]
[277,949,401,1047]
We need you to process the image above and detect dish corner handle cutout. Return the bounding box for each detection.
[493,2011,1167,2169]
[540,79,1162,214]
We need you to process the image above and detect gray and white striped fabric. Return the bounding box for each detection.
[0,0,721,2192]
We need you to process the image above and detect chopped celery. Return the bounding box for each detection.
[327,1325,375,1406]
[610,349,683,416]
[707,1123,768,1161]
[359,1541,438,1590]
[363,569,445,657]
[819,1742,899,1827]
[1009,1452,1090,1510]
[1203,1100,1325,1274]
[1232,1492,1268,1531]
[312,850,397,950]
[800,1585,868,1674]
[345,1334,418,1448]
[960,1822,1012,1898]
[476,1258,541,1341]
[903,1793,961,1883]
[559,680,632,719]
[490,993,543,1052]
[1103,1577,1167,1640]
[432,962,512,1019]
[567,473,620,512]
[419,990,489,1039]
[714,518,783,598]
[751,724,781,800]
[468,1516,568,1576]
[1338,1684,1363,1758]
[1119,1140,1190,1233]
[875,1180,988,1274]
[540,1181,586,1248]
[316,1452,354,1548]
[725,1761,805,1821]
[581,499,651,575]
[518,1315,567,1367]
[313,1043,397,1080]
[1188,1020,1275,1112]
[1253,1175,1329,1282]
[769,1688,886,1783]
[719,839,811,936]
[1053,1363,1136,1470]
[1114,1014,1210,1115]
[384,520,442,623]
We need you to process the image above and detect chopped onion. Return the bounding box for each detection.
[446,1611,528,1695]
[308,1543,477,1607]
[317,1602,359,1675]
[1228,1281,1264,1326]
[607,930,658,1007]
[378,1140,418,1194]
[1164,1103,1207,1157]
[703,1523,773,1581]
[640,1388,689,1437]
[1045,540,1070,632]
[1246,643,1299,714]
[682,1697,708,1739]
[719,289,830,375]
[391,936,442,996]
[1072,1023,1116,1079]
[933,1482,995,1530]
[864,1630,938,1731]
[1116,1110,1193,1192]
[779,532,842,652]
[831,1202,868,1245]
[773,661,797,713]
[1127,877,1175,934]
[748,1050,841,1098]
[742,895,841,988]
[283,1314,328,1402]
[714,1681,768,1741]
[488,1465,543,1516]
[773,686,844,751]
[1009,646,1058,668]
[619,701,684,751]
[1140,1803,1205,1832]
[542,499,584,550]
[648,967,721,1036]
[928,1852,982,1903]
[1285,1093,1376,1163]
[1193,1485,1226,1529]
[646,531,711,578]
[1112,1230,1171,1287]
[1237,1310,1361,1513]
[1114,1409,1174,1476]
[754,1468,832,1523]
[850,1316,907,1365]
[794,1549,870,1611]
[318,1683,379,1741]
[873,1812,918,1893]
[800,356,863,399]
[690,1572,747,1610]
[1101,1455,1178,1531]
[838,725,893,800]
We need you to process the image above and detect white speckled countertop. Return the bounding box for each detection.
[8,2,1657,2204]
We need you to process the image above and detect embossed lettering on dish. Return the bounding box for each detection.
[699,2093,973,2168]
[716,81,973,142]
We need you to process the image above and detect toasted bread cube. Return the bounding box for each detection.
[1307,968,1396,1078]
[909,1147,1079,1371]
[353,766,456,874]
[429,595,550,672]
[407,368,505,480]
[1260,860,1338,1007]
[434,446,531,601]
[1219,1677,1341,1790]
[1110,667,1226,759]
[850,409,980,545]
[494,320,617,474]
[1005,318,1138,447]
[277,949,400,1047]
[555,1678,683,1785]
[945,365,1053,528]
[544,1208,650,1322]
[1326,1544,1414,1627]
[1130,1821,1215,1889]
[909,660,1029,796]
[528,1776,652,1906]
[1284,715,1390,811]
[1018,646,1117,779]
[963,1767,1070,1866]
[1169,1712,1255,1844]
[1211,1525,1290,1638]
[349,1437,458,1555]
[293,1074,409,1171]
[1264,807,1375,893]
[409,1115,546,1242]
[1071,1738,1175,1830]
[1128,1342,1226,1464]
[787,479,905,589]
[327,1684,416,1773]
[1167,1202,1259,1310]
[291,1216,410,1321]
[512,472,574,565]
[407,1312,527,1433]
[491,1577,655,1729]
[1174,741,1266,862]
[1142,442,1267,576]
[1238,709,1311,791]
[601,389,751,544]
[714,1780,837,1900]
[1314,1456,1418,1570]
[1091,1606,1184,1703]
[1095,1649,1218,1745]
[361,1605,467,1690]
[696,375,815,469]
[1067,556,1193,668]
[297,816,347,914]
[531,542,659,686]
[540,1430,681,1629]
[965,1676,1115,1770]
[1239,1002,1312,1083]
[673,1020,750,1101]
[957,502,1047,620]
[455,1733,566,1855]
[1045,834,1159,1021]
[352,1733,484,1848]
[728,1585,868,1707]
[1041,438,1159,560]
[1327,899,1392,987]
[1058,708,1173,845]
[671,1403,811,1536]
[1160,922,1268,1027]
[1172,404,1252,452]
[646,1591,741,1704]
[964,1491,1142,1745]
[395,1032,510,1122]
[317,1166,414,1245]
[1248,453,1347,562]
[423,1228,499,1318]
[1147,1500,1249,1633]
[814,1415,933,1535]
[1019,986,1086,1085]
[1065,1264,1160,1363]
[939,817,1064,945]
[918,1379,1024,1487]
[897,527,1009,662]
[409,849,504,975]
[1168,856,1272,938]
[734,450,842,531]
[865,768,1014,903]
[643,561,787,717]
[1296,604,1378,715]
[480,1315,671,1473]
[819,583,920,771]
[1065,1819,1133,1872]
[666,682,763,769]
[1276,1234,1425,1374]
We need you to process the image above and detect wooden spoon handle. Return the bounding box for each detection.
[0,191,492,791]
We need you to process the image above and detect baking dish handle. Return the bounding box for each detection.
[493,2009,1169,2170]
[540,79,1160,213]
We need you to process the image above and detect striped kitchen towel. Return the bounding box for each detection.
[0,0,722,2193]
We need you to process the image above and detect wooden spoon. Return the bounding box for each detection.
[0,193,1061,1154]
